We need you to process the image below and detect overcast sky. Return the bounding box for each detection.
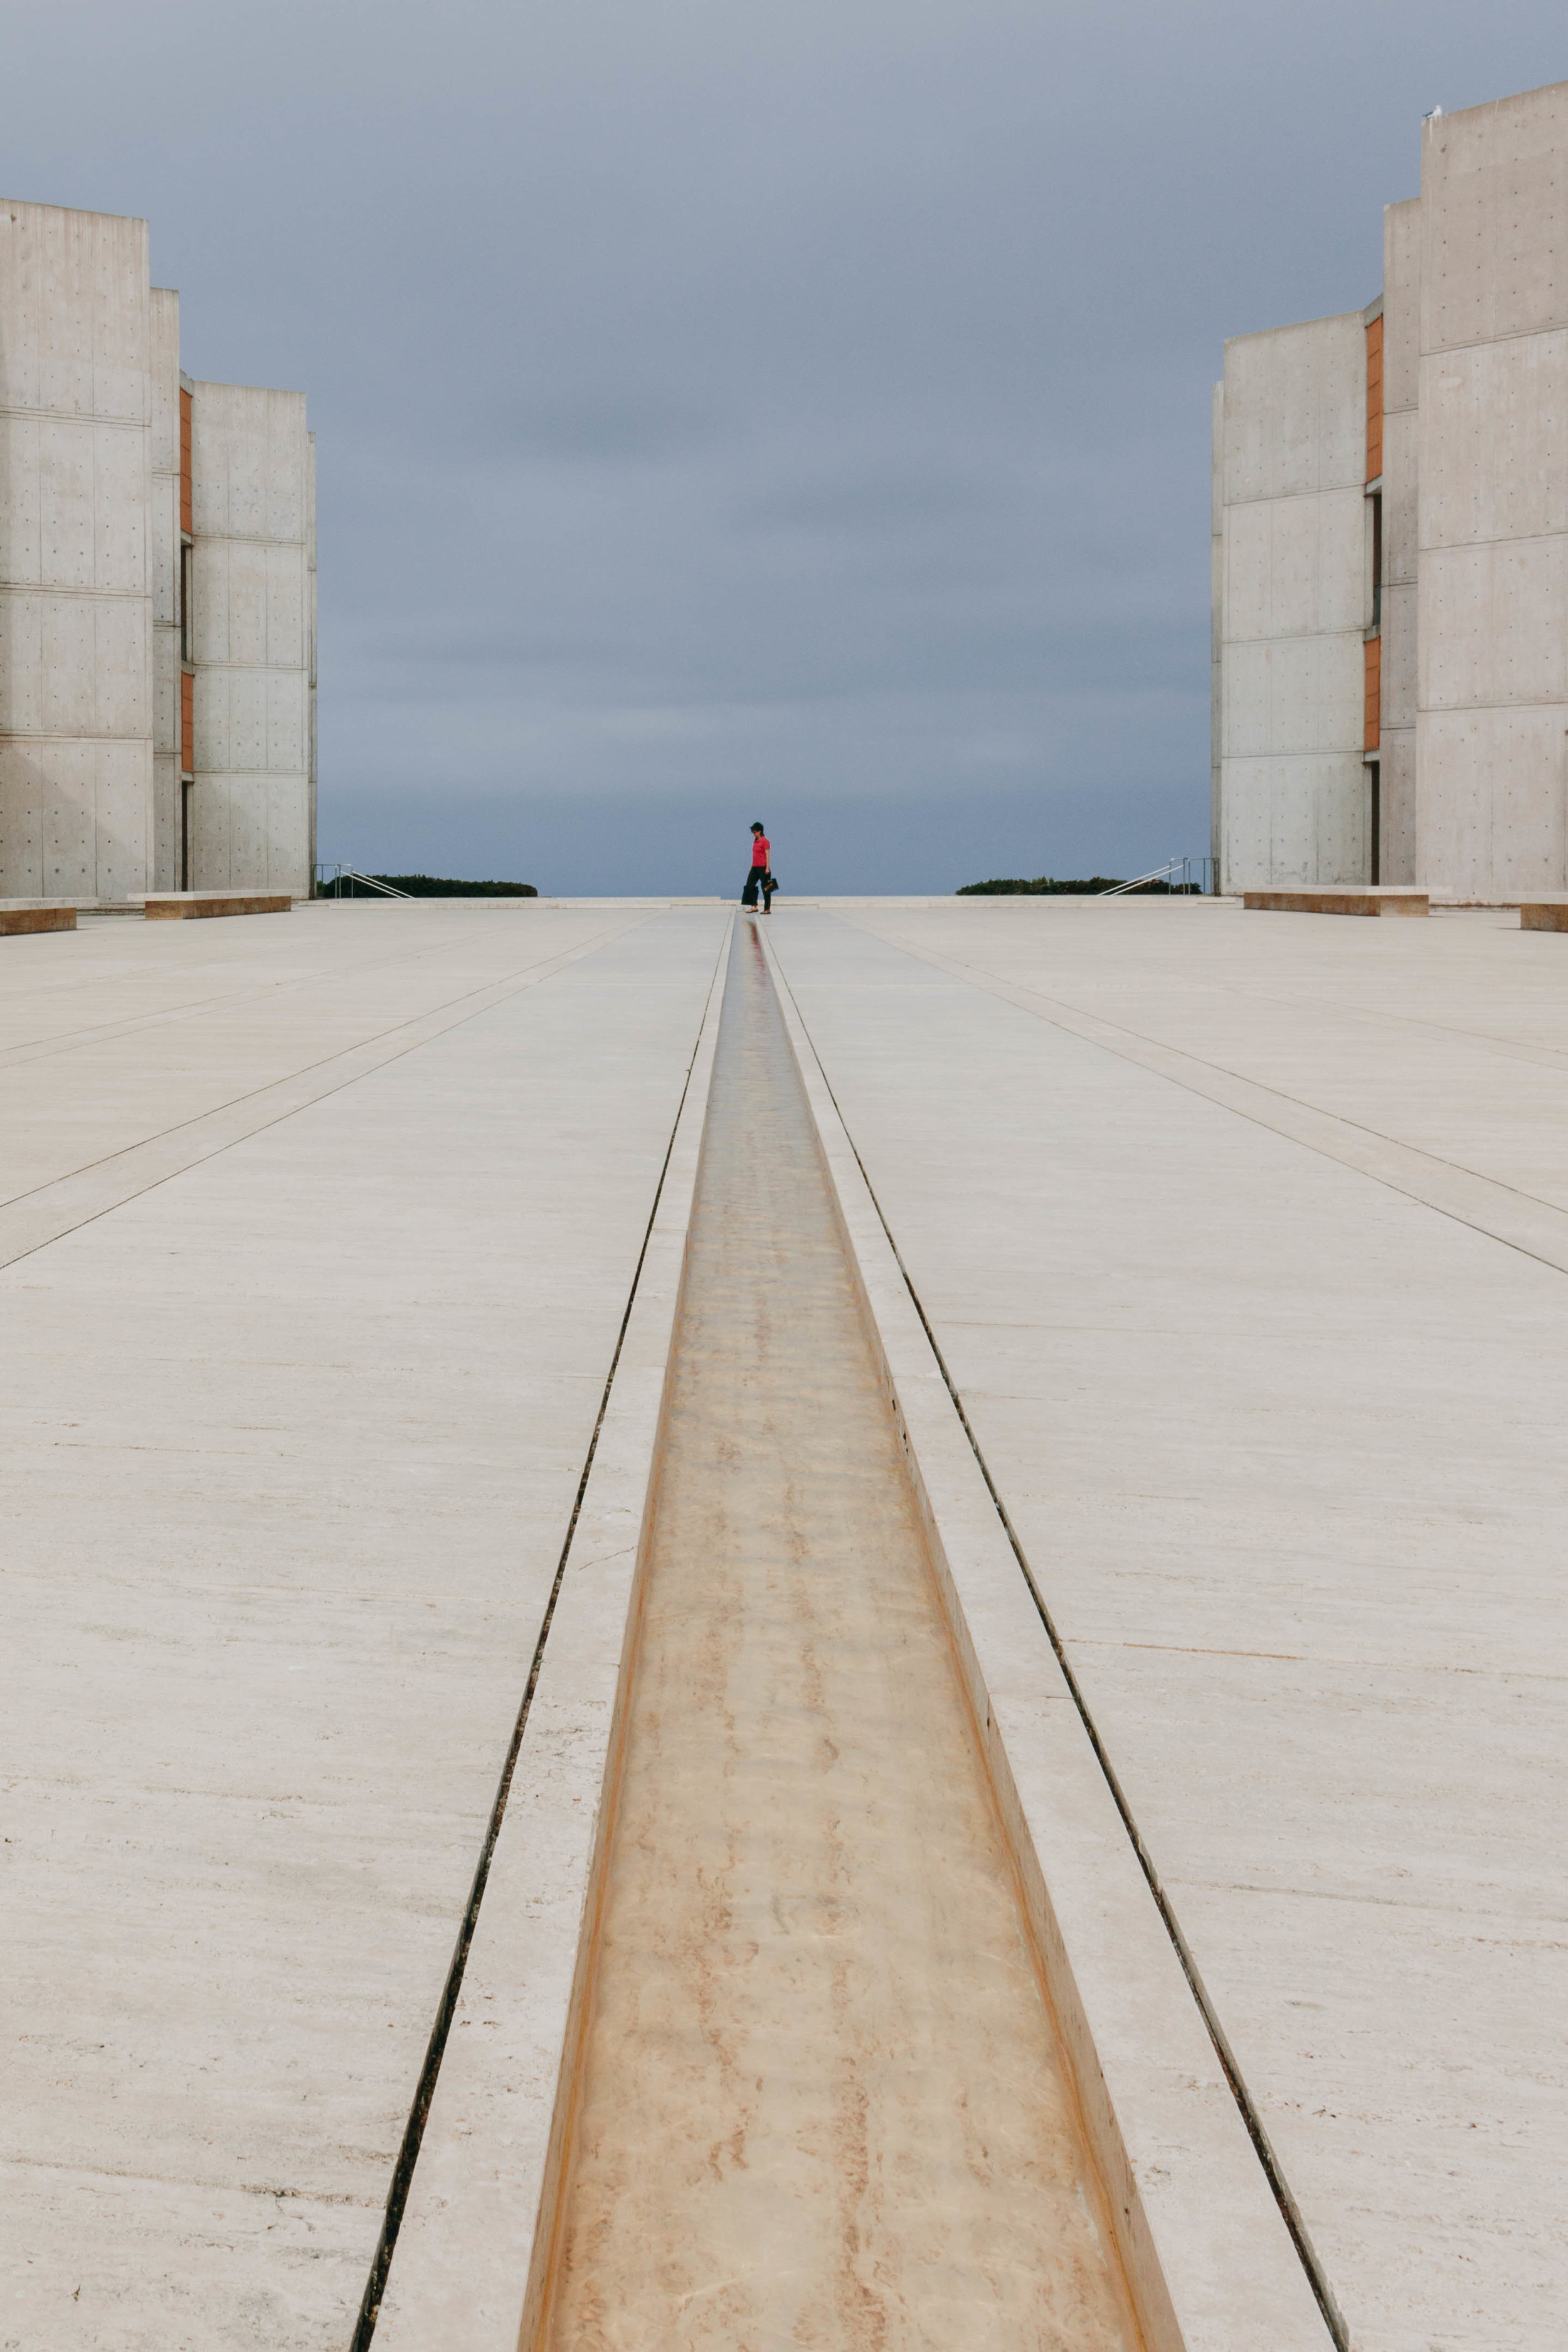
[9,3,1567,892]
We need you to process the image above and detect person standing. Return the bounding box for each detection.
[742,821,771,911]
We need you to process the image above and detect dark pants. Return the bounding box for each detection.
[742,865,769,907]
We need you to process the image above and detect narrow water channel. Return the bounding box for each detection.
[536,920,1140,2350]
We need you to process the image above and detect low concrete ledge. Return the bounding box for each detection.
[1243,886,1429,917]
[1520,901,1568,931]
[0,901,76,936]
[761,924,1334,2352]
[144,891,293,921]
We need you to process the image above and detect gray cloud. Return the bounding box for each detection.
[8,0,1568,889]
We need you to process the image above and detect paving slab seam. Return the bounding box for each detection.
[0,918,650,1273]
[366,916,733,2352]
[831,924,1568,1284]
[760,919,1338,2352]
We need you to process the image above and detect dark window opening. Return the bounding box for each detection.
[181,778,193,892]
[1369,762,1381,886]
[1370,491,1382,630]
[179,543,193,664]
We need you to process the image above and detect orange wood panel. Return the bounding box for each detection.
[1365,315,1384,483]
[1364,633,1381,750]
[179,387,193,536]
[181,668,194,773]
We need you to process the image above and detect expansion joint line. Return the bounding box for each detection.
[768,951,1351,2352]
[349,921,731,2351]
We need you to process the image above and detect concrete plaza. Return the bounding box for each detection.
[3,896,1563,2349]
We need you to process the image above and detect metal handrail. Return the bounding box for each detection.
[1099,859,1184,896]
[315,864,414,900]
[1099,856,1216,898]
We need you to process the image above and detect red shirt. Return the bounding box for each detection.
[751,835,770,867]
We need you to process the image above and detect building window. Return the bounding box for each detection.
[1370,491,1382,630]
[1369,762,1381,886]
[179,543,193,664]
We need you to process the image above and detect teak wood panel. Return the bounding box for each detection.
[1364,633,1381,750]
[179,388,193,537]
[180,669,194,775]
[1365,315,1384,484]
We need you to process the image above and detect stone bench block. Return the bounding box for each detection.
[0,903,77,936]
[1243,886,1429,917]
[144,893,293,921]
[1520,902,1568,931]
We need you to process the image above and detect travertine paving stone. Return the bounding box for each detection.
[771,899,1568,2352]
[13,893,1565,2350]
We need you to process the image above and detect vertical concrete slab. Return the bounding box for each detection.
[306,428,317,883]
[149,287,181,890]
[1217,313,1370,890]
[191,380,312,896]
[1379,198,1420,881]
[0,201,154,899]
[1416,82,1568,894]
[1211,383,1224,875]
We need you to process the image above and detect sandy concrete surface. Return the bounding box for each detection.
[371,933,730,2352]
[770,898,1568,2352]
[536,923,1138,2351]
[13,893,1563,2350]
[1,903,726,2349]
[763,924,1333,2352]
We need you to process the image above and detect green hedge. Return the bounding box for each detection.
[319,874,538,899]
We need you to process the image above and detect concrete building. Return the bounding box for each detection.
[1214,78,1568,897]
[0,199,315,901]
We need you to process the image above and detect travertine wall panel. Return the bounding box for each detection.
[190,382,312,894]
[0,201,152,898]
